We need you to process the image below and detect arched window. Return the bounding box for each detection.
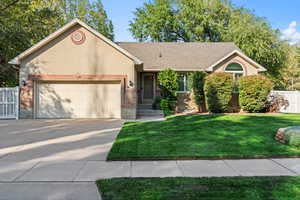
[225,63,243,72]
[225,63,244,81]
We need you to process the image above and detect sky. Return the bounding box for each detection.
[101,0,300,44]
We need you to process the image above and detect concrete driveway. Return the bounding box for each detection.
[0,119,122,162]
[0,119,123,200]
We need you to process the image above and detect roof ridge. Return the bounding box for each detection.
[118,42,235,44]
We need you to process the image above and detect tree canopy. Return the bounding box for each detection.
[130,0,289,84]
[0,0,113,87]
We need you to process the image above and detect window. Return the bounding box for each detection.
[178,73,189,92]
[225,63,244,81]
[225,63,244,93]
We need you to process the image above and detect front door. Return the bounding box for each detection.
[142,73,154,102]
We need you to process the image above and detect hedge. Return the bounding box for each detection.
[238,75,274,112]
[204,72,234,113]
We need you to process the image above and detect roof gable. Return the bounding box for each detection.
[9,19,142,65]
[119,42,266,72]
[208,50,266,72]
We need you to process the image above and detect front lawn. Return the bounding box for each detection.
[97,177,300,200]
[108,114,300,160]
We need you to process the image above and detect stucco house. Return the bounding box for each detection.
[9,19,266,120]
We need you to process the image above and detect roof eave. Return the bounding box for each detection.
[8,58,19,65]
[207,50,267,72]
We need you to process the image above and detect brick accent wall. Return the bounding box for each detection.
[19,80,34,118]
[176,92,198,113]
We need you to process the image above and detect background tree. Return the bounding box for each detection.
[58,0,114,40]
[130,0,289,86]
[281,46,300,90]
[0,0,113,87]
[0,0,60,86]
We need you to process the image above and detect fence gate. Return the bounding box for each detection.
[0,87,19,119]
[270,90,300,113]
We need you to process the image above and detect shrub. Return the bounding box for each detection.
[190,71,207,112]
[158,69,178,115]
[160,99,176,116]
[204,73,234,113]
[239,75,274,112]
[158,69,178,99]
[152,96,161,110]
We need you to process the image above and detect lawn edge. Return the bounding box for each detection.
[107,155,300,161]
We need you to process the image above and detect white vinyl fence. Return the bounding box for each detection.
[0,87,19,119]
[270,90,300,113]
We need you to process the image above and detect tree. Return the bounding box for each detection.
[0,0,60,86]
[130,0,289,82]
[281,46,300,90]
[58,0,114,40]
[130,0,177,42]
[0,0,113,87]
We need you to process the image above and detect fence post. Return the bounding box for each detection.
[15,86,19,120]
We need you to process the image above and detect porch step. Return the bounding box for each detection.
[142,99,153,104]
[137,109,164,117]
[138,104,153,109]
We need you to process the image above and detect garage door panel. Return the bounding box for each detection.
[37,82,121,119]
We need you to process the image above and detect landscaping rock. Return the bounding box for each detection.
[275,127,300,146]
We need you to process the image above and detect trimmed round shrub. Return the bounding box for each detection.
[238,75,273,113]
[204,72,234,113]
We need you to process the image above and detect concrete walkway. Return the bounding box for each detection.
[0,158,298,183]
[0,159,299,200]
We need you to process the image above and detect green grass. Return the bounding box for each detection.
[108,114,300,160]
[97,177,300,200]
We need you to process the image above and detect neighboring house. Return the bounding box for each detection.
[9,19,266,120]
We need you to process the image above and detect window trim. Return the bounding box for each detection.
[177,73,189,93]
[225,62,245,80]
[225,62,245,93]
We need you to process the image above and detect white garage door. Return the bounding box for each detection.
[37,81,121,119]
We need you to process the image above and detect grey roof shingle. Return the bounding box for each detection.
[118,42,241,71]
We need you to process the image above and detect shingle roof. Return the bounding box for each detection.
[118,42,241,71]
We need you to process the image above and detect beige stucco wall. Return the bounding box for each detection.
[19,24,137,119]
[20,24,135,83]
[214,54,259,75]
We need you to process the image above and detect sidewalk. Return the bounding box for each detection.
[0,158,298,200]
[0,158,298,183]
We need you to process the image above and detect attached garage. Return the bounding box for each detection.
[10,19,141,120]
[36,81,121,119]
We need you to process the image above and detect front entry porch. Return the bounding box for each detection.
[137,72,163,118]
[138,72,158,104]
